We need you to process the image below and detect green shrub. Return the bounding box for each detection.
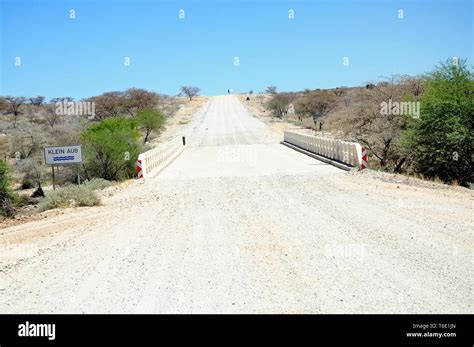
[0,159,15,217]
[405,59,473,186]
[37,185,100,212]
[81,117,141,181]
[266,93,293,118]
[82,178,112,190]
[0,159,12,194]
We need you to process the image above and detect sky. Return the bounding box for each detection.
[0,0,472,100]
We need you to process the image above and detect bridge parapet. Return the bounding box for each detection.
[283,130,367,170]
[137,136,186,178]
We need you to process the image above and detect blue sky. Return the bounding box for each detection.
[0,0,472,99]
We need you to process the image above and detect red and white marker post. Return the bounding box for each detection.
[360,146,368,170]
[136,159,143,179]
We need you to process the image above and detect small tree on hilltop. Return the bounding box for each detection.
[50,97,74,104]
[265,86,277,94]
[122,88,160,117]
[180,86,200,101]
[29,96,45,106]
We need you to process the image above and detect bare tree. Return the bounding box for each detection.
[354,75,409,169]
[3,96,27,128]
[265,86,277,94]
[122,88,159,117]
[294,90,337,129]
[50,97,74,104]
[85,89,160,119]
[44,104,61,128]
[29,96,45,106]
[88,91,124,120]
[180,86,200,101]
[400,75,424,99]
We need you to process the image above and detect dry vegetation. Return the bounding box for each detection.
[251,60,473,187]
[0,87,200,219]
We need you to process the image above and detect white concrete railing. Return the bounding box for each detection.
[283,130,363,168]
[137,136,185,178]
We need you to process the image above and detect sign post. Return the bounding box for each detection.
[52,166,56,190]
[44,145,83,189]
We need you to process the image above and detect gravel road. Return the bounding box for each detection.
[0,95,472,313]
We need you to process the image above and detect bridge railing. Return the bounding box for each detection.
[137,136,185,178]
[283,130,364,168]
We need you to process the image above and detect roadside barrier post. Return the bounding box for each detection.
[360,147,368,170]
[137,159,143,179]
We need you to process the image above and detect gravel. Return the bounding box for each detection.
[0,95,472,313]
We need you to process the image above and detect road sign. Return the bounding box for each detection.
[44,145,83,166]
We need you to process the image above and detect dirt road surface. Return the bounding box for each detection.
[0,95,472,313]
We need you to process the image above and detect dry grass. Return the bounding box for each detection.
[37,185,100,212]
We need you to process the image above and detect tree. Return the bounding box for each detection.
[50,97,74,104]
[88,91,124,120]
[44,104,61,128]
[266,93,293,118]
[122,88,159,117]
[81,117,141,181]
[405,59,473,186]
[354,101,408,168]
[294,90,337,128]
[353,76,409,168]
[29,96,45,106]
[136,108,165,143]
[3,96,26,128]
[86,89,159,119]
[180,86,200,101]
[265,86,277,94]
[400,76,424,99]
